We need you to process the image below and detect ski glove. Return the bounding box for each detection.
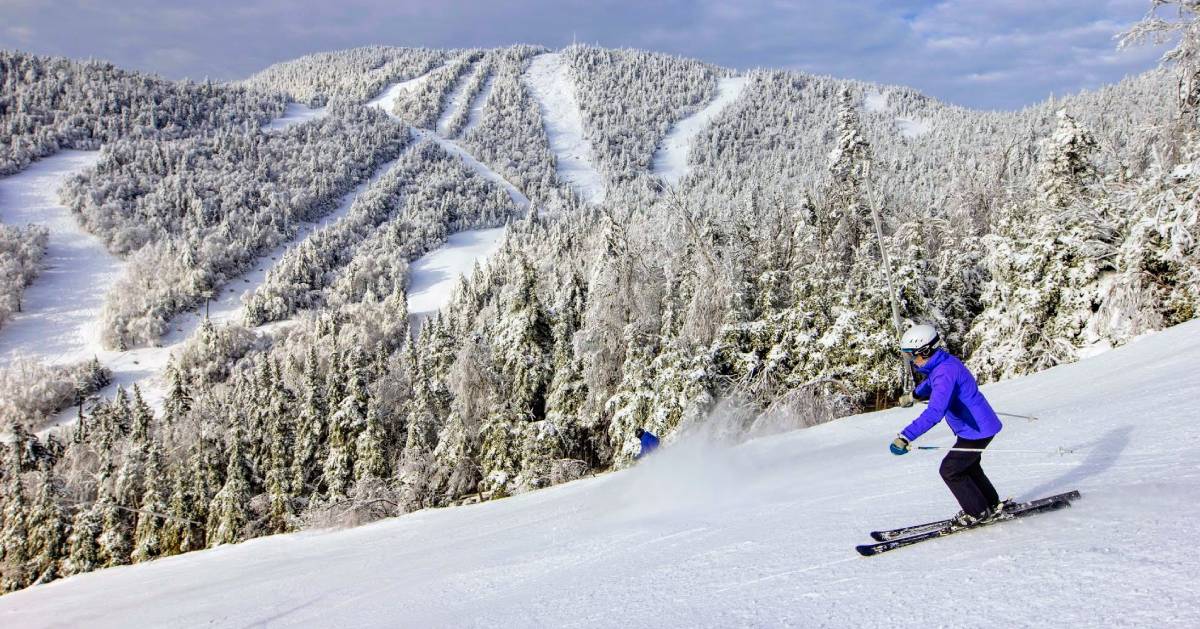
[890,435,911,455]
[898,394,915,408]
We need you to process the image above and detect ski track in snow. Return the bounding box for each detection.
[523,52,607,204]
[651,76,748,188]
[261,102,328,131]
[5,318,1199,627]
[436,62,481,137]
[0,151,113,366]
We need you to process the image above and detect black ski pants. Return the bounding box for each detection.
[939,436,999,517]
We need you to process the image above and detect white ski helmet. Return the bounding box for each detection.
[900,324,939,356]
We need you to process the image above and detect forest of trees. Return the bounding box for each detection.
[1,1,1197,597]
[241,47,449,107]
[0,224,47,330]
[60,104,411,349]
[0,51,286,176]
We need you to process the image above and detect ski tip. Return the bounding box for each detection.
[855,545,879,557]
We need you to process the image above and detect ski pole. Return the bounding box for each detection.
[915,445,1076,455]
[915,401,1039,422]
[996,410,1039,422]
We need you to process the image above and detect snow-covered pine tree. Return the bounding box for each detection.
[826,87,872,263]
[353,396,389,483]
[292,347,327,494]
[968,111,1116,380]
[206,427,250,547]
[26,471,67,584]
[63,501,103,576]
[132,442,167,562]
[0,450,30,591]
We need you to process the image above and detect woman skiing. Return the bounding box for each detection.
[890,324,1008,527]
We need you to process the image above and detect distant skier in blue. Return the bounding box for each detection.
[890,324,1009,527]
[633,428,660,460]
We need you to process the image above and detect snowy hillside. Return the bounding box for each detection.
[2,12,1198,606]
[2,317,1196,627]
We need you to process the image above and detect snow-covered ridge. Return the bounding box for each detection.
[5,316,1197,626]
[651,76,748,188]
[0,151,112,367]
[523,52,607,204]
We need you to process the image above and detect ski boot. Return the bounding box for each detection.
[949,510,982,529]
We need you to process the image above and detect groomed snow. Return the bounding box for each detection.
[6,317,1198,627]
[651,76,748,188]
[523,52,607,204]
[0,151,112,367]
[406,227,506,322]
[261,102,328,131]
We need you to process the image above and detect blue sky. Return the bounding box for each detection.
[0,0,1170,110]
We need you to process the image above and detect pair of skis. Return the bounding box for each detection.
[856,490,1080,556]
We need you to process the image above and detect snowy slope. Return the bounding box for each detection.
[6,318,1198,627]
[651,76,748,188]
[523,52,607,204]
[406,227,506,322]
[0,150,114,365]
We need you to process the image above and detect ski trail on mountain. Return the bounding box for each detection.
[6,318,1199,627]
[461,71,495,137]
[0,150,114,366]
[35,150,410,433]
[523,52,606,204]
[436,62,482,136]
[369,76,530,209]
[365,69,440,112]
[411,129,530,208]
[651,76,748,188]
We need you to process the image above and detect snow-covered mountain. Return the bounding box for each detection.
[1,316,1196,627]
[1,5,1198,605]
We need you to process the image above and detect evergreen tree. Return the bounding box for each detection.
[64,503,103,576]
[354,397,389,482]
[292,347,327,494]
[26,472,67,584]
[132,442,168,562]
[206,428,250,547]
[0,452,30,591]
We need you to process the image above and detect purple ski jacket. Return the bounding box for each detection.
[901,349,1002,442]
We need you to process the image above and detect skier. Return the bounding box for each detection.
[889,324,1008,527]
[633,428,660,460]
